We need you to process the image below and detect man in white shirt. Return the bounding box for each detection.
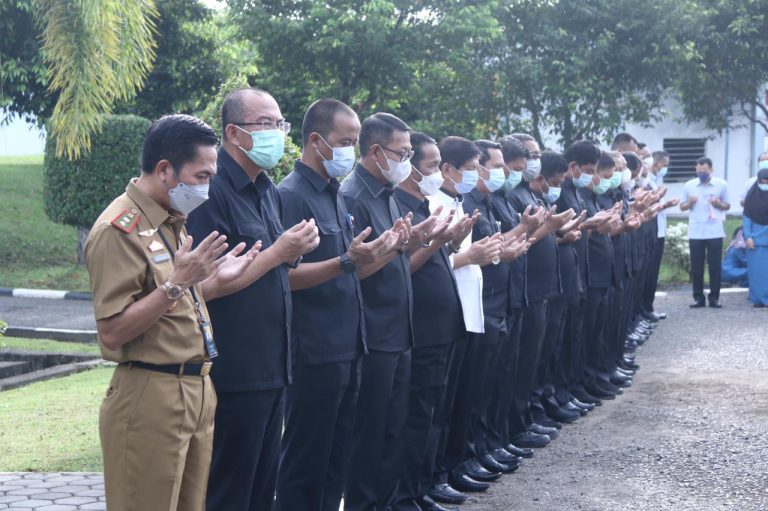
[680,157,731,308]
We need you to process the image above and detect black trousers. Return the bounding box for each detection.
[486,309,523,451]
[393,343,452,510]
[536,296,568,392]
[510,299,548,433]
[605,282,626,371]
[554,294,583,404]
[345,349,411,511]
[432,333,470,484]
[583,286,610,385]
[689,238,724,303]
[564,296,587,393]
[206,387,284,511]
[276,358,361,511]
[642,236,665,314]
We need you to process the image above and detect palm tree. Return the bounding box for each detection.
[36,0,158,159]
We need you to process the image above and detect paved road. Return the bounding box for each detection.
[0,296,95,331]
[2,289,767,510]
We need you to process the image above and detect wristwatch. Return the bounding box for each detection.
[161,280,184,301]
[285,255,303,269]
[340,253,357,274]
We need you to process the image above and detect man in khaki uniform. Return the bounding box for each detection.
[85,114,261,511]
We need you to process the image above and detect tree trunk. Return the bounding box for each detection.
[77,225,90,265]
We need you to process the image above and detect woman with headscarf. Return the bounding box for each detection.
[743,168,768,307]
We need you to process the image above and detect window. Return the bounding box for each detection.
[662,138,707,183]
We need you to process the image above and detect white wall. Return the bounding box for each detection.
[0,112,46,156]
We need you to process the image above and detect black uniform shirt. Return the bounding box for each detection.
[555,178,587,297]
[395,188,463,347]
[186,149,291,391]
[600,189,631,284]
[340,164,414,352]
[491,189,527,310]
[508,182,561,302]
[278,160,366,365]
[578,187,615,289]
[463,188,511,318]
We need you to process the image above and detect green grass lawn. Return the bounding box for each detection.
[0,336,101,353]
[0,366,110,471]
[0,155,89,291]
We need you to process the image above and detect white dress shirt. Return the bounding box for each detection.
[682,176,730,240]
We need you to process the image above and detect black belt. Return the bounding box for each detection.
[127,360,212,377]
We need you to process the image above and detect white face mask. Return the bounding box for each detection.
[523,158,541,182]
[621,168,632,186]
[379,157,412,185]
[168,182,209,216]
[413,167,443,196]
[621,179,636,192]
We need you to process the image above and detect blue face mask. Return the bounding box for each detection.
[759,160,768,170]
[697,171,711,183]
[451,168,479,194]
[758,183,768,192]
[317,136,356,178]
[658,167,668,178]
[236,126,285,169]
[483,167,506,193]
[594,177,612,195]
[574,167,593,188]
[504,170,523,191]
[546,186,562,203]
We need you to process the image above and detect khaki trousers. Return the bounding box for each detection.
[100,364,217,511]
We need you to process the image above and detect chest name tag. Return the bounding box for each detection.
[152,253,171,264]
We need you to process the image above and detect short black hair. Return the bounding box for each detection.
[301,98,358,146]
[540,151,568,179]
[220,87,271,140]
[564,140,601,166]
[623,152,642,172]
[141,114,218,174]
[411,132,437,167]
[474,139,502,166]
[438,136,481,169]
[597,151,617,171]
[359,112,411,156]
[652,150,669,162]
[508,133,535,143]
[500,137,530,163]
[697,156,713,167]
[611,132,637,150]
[637,142,647,150]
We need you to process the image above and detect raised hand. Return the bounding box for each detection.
[501,233,530,262]
[467,233,504,266]
[449,209,481,249]
[213,241,262,284]
[521,204,545,230]
[546,207,576,228]
[170,231,229,287]
[272,219,321,264]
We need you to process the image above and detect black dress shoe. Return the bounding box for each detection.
[562,401,588,416]
[584,383,616,400]
[709,300,722,308]
[598,378,623,394]
[427,483,467,505]
[571,388,602,405]
[641,312,660,323]
[478,453,510,474]
[511,430,551,448]
[570,398,595,411]
[461,458,501,482]
[420,494,460,511]
[610,376,632,388]
[690,301,706,308]
[619,360,639,371]
[505,444,534,458]
[646,311,667,320]
[638,319,656,329]
[532,408,563,429]
[491,447,520,465]
[448,473,490,493]
[530,422,559,439]
[634,326,653,336]
[611,369,632,382]
[545,404,580,423]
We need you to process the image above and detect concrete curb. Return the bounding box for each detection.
[5,326,97,343]
[0,287,92,301]
[0,358,110,391]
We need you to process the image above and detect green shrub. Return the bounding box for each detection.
[198,74,302,184]
[664,222,691,279]
[44,114,151,228]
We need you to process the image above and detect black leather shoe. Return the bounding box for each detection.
[563,401,588,416]
[505,444,534,458]
[545,404,580,423]
[448,473,490,493]
[641,312,659,323]
[511,431,551,448]
[639,319,656,329]
[570,398,595,411]
[624,341,637,353]
[530,422,559,439]
[478,453,510,474]
[532,408,563,429]
[628,332,647,343]
[420,494,460,511]
[491,447,520,465]
[427,483,467,505]
[619,359,639,371]
[571,388,602,405]
[584,383,616,400]
[654,311,667,319]
[709,300,722,308]
[598,378,623,394]
[611,369,632,383]
[690,301,706,308]
[634,326,653,336]
[461,458,501,482]
[610,375,632,388]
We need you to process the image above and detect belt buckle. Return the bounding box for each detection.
[201,361,213,376]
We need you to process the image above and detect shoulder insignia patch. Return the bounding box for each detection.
[111,208,140,233]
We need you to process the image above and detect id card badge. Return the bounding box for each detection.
[201,320,219,359]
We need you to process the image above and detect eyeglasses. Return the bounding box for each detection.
[380,145,415,163]
[234,120,291,134]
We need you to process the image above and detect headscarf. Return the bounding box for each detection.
[743,168,768,226]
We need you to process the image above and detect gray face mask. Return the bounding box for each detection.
[522,158,541,182]
[168,182,209,216]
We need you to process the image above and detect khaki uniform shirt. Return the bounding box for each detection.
[85,179,210,364]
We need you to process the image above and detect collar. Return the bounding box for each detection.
[394,187,425,213]
[126,178,173,229]
[355,163,392,198]
[439,186,462,201]
[295,159,335,193]
[218,148,271,196]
